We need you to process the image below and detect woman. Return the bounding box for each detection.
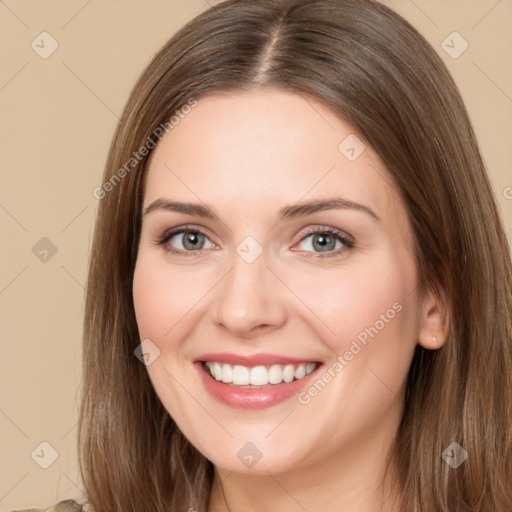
[16,0,512,510]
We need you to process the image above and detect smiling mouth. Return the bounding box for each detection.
[202,361,320,387]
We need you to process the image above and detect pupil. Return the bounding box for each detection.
[313,233,335,252]
[183,232,204,250]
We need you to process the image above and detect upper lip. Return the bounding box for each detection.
[195,352,320,366]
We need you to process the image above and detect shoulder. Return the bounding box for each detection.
[10,499,84,512]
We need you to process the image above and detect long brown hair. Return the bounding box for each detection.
[78,0,512,510]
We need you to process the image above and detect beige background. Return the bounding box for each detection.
[1,0,511,509]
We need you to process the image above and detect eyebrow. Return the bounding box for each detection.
[143,198,217,219]
[143,197,380,222]
[276,198,380,222]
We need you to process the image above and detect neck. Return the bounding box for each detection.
[207,411,403,512]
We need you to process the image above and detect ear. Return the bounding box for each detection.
[417,285,450,350]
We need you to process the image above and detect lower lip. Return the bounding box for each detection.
[195,362,321,409]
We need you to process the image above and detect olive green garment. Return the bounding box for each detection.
[11,499,84,512]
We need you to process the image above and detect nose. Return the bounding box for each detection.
[209,250,288,340]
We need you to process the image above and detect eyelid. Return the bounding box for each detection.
[291,225,355,258]
[153,224,219,251]
[154,224,355,258]
[294,225,354,244]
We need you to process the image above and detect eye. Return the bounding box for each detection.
[293,227,354,258]
[155,226,216,254]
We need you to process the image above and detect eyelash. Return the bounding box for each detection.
[153,224,355,259]
[294,226,355,258]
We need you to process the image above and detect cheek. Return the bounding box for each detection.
[285,252,419,446]
[132,254,205,427]
[289,250,419,366]
[133,250,212,339]
[132,254,203,353]
[133,259,172,341]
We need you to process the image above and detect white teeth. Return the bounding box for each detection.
[268,364,283,384]
[294,364,306,380]
[249,366,268,385]
[232,365,250,385]
[283,364,295,383]
[204,361,317,386]
[221,363,233,383]
[213,362,223,381]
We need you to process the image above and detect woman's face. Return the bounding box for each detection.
[133,89,427,476]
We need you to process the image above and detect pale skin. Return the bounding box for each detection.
[132,89,449,512]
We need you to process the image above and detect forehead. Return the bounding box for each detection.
[143,90,400,223]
